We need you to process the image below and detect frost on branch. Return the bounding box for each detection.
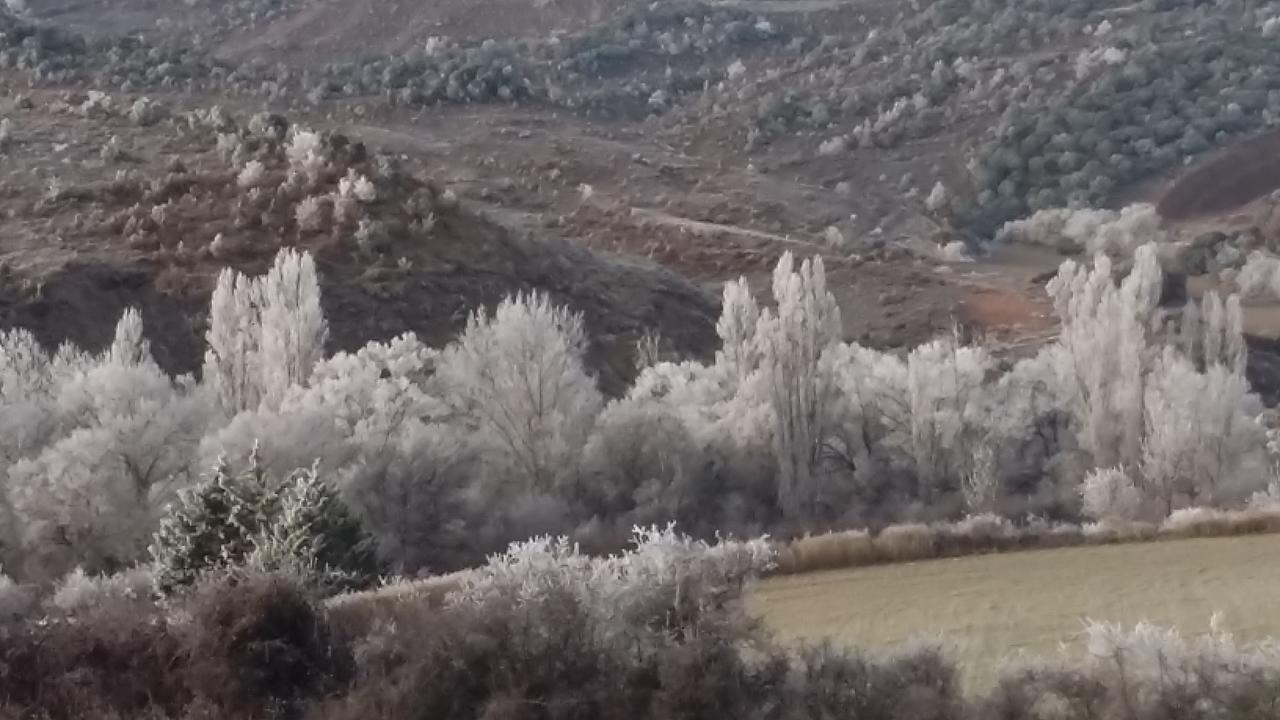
[1045,244,1160,469]
[435,292,601,495]
[751,252,842,518]
[203,248,328,414]
[1079,466,1142,521]
[451,524,774,650]
[6,311,210,579]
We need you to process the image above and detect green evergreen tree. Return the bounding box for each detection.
[151,447,382,595]
[149,454,269,594]
[246,463,383,592]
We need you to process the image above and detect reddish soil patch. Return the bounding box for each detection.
[958,288,1053,336]
[1158,131,1280,221]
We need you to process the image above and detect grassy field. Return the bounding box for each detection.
[750,534,1280,690]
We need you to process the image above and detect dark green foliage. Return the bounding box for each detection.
[150,456,270,595]
[151,452,382,595]
[249,466,384,593]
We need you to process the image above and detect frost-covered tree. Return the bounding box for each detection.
[203,267,263,414]
[1042,242,1264,514]
[1235,250,1280,299]
[259,249,328,408]
[1079,466,1142,521]
[245,463,382,591]
[715,277,760,388]
[1046,244,1161,469]
[1141,349,1263,512]
[435,293,602,495]
[202,248,327,414]
[150,455,269,594]
[0,329,89,465]
[903,338,993,502]
[151,453,380,594]
[338,420,471,573]
[750,253,843,519]
[580,396,711,529]
[6,311,210,579]
[996,204,1164,256]
[962,443,998,513]
[1194,291,1246,373]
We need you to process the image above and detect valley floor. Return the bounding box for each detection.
[751,533,1280,690]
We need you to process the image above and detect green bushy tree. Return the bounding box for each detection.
[150,448,381,595]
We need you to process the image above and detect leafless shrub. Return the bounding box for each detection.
[178,569,352,717]
[979,619,1280,720]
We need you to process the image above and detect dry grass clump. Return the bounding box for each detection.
[774,506,1280,576]
[875,523,939,563]
[324,570,471,632]
[774,529,875,574]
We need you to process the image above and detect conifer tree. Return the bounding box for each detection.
[247,463,382,591]
[149,453,269,594]
[150,447,381,594]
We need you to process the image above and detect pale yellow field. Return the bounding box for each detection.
[750,534,1280,689]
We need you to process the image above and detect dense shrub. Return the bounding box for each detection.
[0,569,184,720]
[180,570,353,717]
[981,619,1280,720]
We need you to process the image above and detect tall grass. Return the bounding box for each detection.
[773,506,1280,575]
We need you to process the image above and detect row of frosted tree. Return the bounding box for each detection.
[0,242,1270,580]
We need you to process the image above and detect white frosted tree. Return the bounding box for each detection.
[435,293,602,494]
[902,337,993,503]
[1044,242,1264,515]
[1080,465,1142,521]
[1045,244,1161,470]
[1141,348,1264,512]
[6,311,211,579]
[715,277,760,388]
[202,248,328,413]
[203,267,263,414]
[1196,291,1246,373]
[104,308,149,367]
[748,253,843,518]
[259,249,328,408]
[0,329,59,464]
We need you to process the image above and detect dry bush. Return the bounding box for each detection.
[873,523,939,563]
[932,514,1019,557]
[774,505,1280,576]
[978,620,1280,720]
[1081,519,1159,545]
[324,570,471,634]
[1159,507,1235,538]
[178,570,352,717]
[0,595,185,719]
[793,642,964,720]
[776,529,876,574]
[1157,506,1280,539]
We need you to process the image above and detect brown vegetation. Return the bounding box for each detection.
[773,506,1280,576]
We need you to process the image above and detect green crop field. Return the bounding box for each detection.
[750,534,1280,690]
